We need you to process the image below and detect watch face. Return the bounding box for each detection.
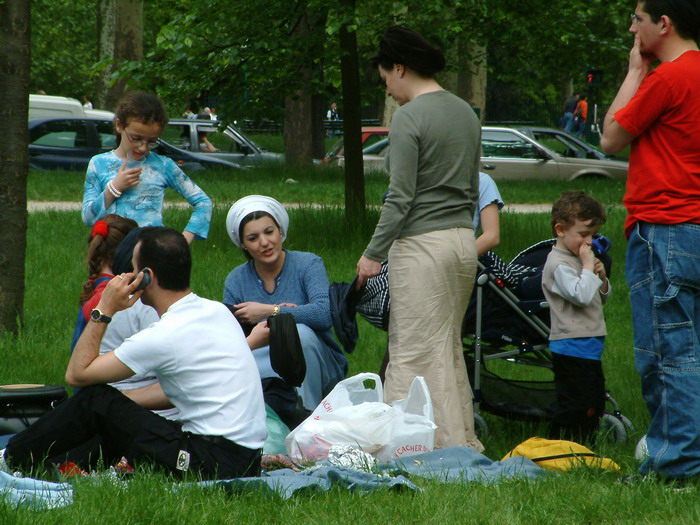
[91,309,110,323]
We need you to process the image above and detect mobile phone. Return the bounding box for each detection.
[129,268,151,291]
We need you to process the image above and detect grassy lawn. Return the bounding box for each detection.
[7,170,699,523]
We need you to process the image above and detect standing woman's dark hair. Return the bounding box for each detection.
[80,214,138,304]
[371,26,446,77]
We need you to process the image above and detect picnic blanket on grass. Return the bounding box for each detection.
[0,446,547,509]
[203,447,548,499]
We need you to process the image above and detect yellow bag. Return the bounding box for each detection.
[502,437,620,472]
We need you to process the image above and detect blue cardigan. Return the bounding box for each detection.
[223,251,342,352]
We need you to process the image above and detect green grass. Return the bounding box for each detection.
[6,181,699,523]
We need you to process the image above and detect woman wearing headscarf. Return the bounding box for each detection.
[355,26,483,451]
[224,195,348,411]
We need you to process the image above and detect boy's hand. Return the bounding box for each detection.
[578,243,595,271]
[594,257,609,294]
[594,258,607,282]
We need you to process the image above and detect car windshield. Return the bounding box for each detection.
[481,130,539,158]
[162,122,265,154]
[529,130,605,159]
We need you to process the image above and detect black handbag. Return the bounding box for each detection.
[0,384,68,435]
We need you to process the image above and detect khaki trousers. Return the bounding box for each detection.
[385,228,483,451]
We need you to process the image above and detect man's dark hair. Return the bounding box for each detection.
[137,227,191,291]
[370,26,445,78]
[551,191,606,235]
[642,0,700,41]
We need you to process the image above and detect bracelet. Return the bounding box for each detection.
[107,180,122,198]
[271,304,280,316]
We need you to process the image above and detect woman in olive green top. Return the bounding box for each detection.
[356,26,483,451]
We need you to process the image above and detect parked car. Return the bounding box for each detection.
[28,117,243,172]
[162,119,284,167]
[343,126,628,180]
[29,94,114,120]
[479,127,628,180]
[322,126,389,164]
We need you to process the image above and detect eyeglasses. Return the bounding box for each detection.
[124,129,159,150]
[630,13,644,23]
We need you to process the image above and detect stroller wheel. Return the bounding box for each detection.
[599,413,628,444]
[617,413,633,432]
[474,413,489,439]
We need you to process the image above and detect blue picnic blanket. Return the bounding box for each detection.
[204,447,548,499]
[0,446,547,509]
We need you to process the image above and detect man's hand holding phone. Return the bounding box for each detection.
[96,268,151,316]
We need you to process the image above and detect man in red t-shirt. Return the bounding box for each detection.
[601,0,700,481]
[573,95,588,137]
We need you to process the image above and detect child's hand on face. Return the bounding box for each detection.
[578,242,595,270]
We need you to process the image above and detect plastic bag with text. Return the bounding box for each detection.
[285,373,436,463]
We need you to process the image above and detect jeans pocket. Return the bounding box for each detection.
[626,223,652,290]
[667,224,700,288]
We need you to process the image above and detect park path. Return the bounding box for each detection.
[28,201,551,214]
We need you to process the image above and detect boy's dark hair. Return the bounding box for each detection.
[551,191,606,235]
[137,227,191,291]
[371,26,445,78]
[642,0,700,41]
[238,211,279,261]
[114,92,169,128]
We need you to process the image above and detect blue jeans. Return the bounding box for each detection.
[562,112,575,132]
[627,222,700,479]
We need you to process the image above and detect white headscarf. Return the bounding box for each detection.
[226,195,289,248]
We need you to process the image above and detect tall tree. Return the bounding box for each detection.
[0,0,30,334]
[96,0,144,109]
[337,0,365,221]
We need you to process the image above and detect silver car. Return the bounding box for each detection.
[355,126,628,180]
[162,119,284,167]
[480,127,628,180]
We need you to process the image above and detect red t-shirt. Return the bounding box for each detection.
[81,274,113,321]
[615,51,700,238]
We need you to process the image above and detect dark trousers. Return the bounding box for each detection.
[549,353,606,444]
[6,385,261,480]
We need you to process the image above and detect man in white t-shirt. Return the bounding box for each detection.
[2,227,267,479]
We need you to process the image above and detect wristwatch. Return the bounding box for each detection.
[90,308,112,324]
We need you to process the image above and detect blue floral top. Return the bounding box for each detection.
[81,151,213,239]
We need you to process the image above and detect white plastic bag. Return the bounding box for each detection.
[286,373,436,463]
[376,376,436,462]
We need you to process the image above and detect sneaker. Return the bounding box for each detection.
[0,449,10,474]
[57,461,89,478]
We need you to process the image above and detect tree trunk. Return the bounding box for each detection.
[283,90,314,167]
[0,0,30,334]
[444,38,487,123]
[96,0,143,110]
[282,10,317,167]
[339,0,365,222]
[456,42,487,123]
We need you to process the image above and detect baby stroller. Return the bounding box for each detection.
[462,236,632,443]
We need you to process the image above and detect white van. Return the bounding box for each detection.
[29,94,114,119]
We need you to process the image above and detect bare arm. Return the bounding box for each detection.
[600,35,652,154]
[66,273,144,387]
[476,203,500,256]
[122,382,174,410]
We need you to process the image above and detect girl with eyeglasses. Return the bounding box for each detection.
[81,92,212,243]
